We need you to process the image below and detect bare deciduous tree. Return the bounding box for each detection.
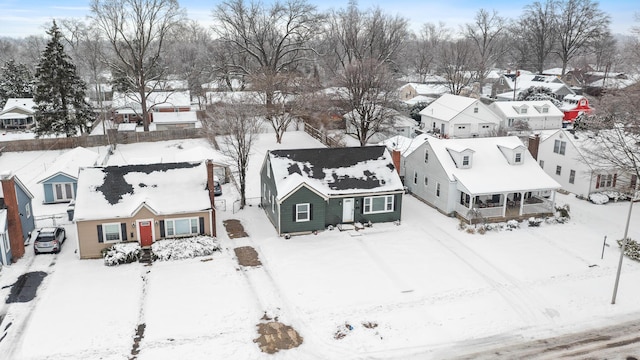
[555,0,610,75]
[90,0,185,131]
[339,59,399,146]
[411,22,450,82]
[205,101,262,208]
[464,9,508,88]
[510,0,557,73]
[213,0,323,143]
[439,39,475,95]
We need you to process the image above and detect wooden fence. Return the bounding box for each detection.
[303,122,344,148]
[0,128,205,152]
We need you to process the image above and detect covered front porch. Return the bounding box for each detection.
[455,189,557,223]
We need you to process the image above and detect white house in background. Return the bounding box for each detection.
[490,100,564,131]
[419,94,501,138]
[152,111,199,130]
[398,82,450,101]
[111,91,191,124]
[493,74,575,101]
[404,136,560,222]
[0,98,36,129]
[379,134,431,180]
[345,107,418,144]
[530,129,638,198]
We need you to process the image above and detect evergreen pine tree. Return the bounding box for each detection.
[0,60,34,108]
[33,21,94,138]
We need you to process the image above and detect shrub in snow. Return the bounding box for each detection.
[465,227,475,234]
[102,242,141,266]
[151,236,220,261]
[589,193,610,205]
[600,191,630,202]
[528,217,542,227]
[617,238,640,261]
[555,204,571,218]
[506,220,519,230]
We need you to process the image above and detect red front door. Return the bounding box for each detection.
[138,221,153,247]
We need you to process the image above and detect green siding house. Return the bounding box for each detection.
[260,146,404,236]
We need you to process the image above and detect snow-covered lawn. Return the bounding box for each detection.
[0,131,639,359]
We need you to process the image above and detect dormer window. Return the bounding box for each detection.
[521,108,527,114]
[462,156,470,166]
[542,107,548,113]
[515,153,522,163]
[473,107,479,113]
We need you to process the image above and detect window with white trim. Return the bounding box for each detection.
[473,107,478,113]
[413,171,418,185]
[53,182,74,201]
[539,160,544,168]
[599,174,614,188]
[556,165,562,175]
[166,218,199,237]
[363,195,394,214]
[103,223,122,243]
[25,203,31,218]
[553,140,566,155]
[436,182,441,197]
[515,153,522,163]
[569,170,575,184]
[296,203,310,222]
[462,156,470,166]
[424,176,428,186]
[542,107,549,113]
[424,149,429,163]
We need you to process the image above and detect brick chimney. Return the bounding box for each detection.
[206,160,217,237]
[528,134,541,160]
[1,174,25,261]
[391,150,401,175]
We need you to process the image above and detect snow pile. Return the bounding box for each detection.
[151,236,220,261]
[102,242,141,266]
[589,192,610,204]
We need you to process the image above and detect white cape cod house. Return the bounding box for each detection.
[404,135,561,223]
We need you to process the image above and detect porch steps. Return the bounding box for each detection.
[139,248,153,264]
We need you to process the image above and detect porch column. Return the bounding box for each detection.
[551,190,557,211]
[519,191,525,216]
[469,194,475,210]
[502,193,507,217]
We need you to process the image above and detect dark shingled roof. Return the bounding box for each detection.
[270,146,394,191]
[97,162,200,205]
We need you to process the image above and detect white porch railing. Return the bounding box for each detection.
[522,196,554,215]
[455,203,504,220]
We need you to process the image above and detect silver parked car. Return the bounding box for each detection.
[34,227,66,254]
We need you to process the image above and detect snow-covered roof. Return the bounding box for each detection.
[37,147,100,183]
[146,79,188,91]
[402,83,450,96]
[267,146,404,202]
[402,95,436,106]
[0,174,34,200]
[345,106,416,128]
[0,98,36,116]
[379,134,431,157]
[418,94,478,121]
[112,91,191,111]
[588,77,637,89]
[206,91,266,105]
[74,162,211,221]
[490,100,564,118]
[427,136,560,194]
[117,123,138,132]
[173,146,233,166]
[542,68,569,76]
[152,111,198,124]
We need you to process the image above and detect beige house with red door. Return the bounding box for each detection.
[73,161,217,259]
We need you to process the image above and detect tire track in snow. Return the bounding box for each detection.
[426,222,555,325]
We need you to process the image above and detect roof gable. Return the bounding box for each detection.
[73,162,211,221]
[267,146,404,199]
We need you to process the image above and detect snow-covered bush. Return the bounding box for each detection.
[555,204,571,218]
[600,191,630,202]
[102,242,141,266]
[151,236,220,261]
[617,238,640,261]
[528,217,542,227]
[506,220,519,230]
[589,192,610,205]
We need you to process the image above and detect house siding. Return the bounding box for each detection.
[260,157,280,234]
[42,173,77,203]
[405,142,455,214]
[15,184,35,242]
[537,131,593,197]
[280,187,326,235]
[76,207,212,259]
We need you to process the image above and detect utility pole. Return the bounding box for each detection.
[611,196,635,304]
